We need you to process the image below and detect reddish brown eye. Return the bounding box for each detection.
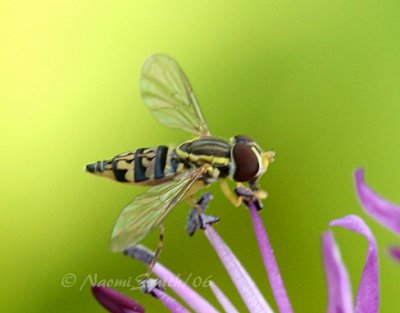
[232,144,259,182]
[234,135,253,144]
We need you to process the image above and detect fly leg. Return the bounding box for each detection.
[141,277,165,295]
[186,193,220,236]
[235,186,264,211]
[186,196,202,214]
[248,178,268,200]
[220,179,242,207]
[145,224,165,278]
[124,246,166,293]
[221,179,266,210]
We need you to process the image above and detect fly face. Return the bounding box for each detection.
[230,135,274,183]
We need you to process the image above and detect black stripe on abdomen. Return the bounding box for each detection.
[112,159,128,182]
[134,148,148,182]
[154,146,168,178]
[171,150,179,173]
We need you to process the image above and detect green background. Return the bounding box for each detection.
[2,1,400,312]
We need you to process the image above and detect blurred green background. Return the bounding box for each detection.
[2,1,400,312]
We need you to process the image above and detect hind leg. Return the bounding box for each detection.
[145,224,165,278]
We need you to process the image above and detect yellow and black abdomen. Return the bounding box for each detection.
[86,146,181,185]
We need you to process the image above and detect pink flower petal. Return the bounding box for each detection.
[91,286,145,313]
[152,288,191,313]
[388,246,400,262]
[322,231,354,313]
[125,246,219,313]
[355,168,400,234]
[204,225,274,313]
[209,281,239,313]
[247,201,294,313]
[152,263,220,313]
[330,215,380,313]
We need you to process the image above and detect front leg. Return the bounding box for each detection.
[250,188,268,201]
[235,186,264,211]
[248,178,268,200]
[220,179,242,207]
[220,179,268,208]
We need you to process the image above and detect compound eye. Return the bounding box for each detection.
[234,135,253,144]
[232,144,259,182]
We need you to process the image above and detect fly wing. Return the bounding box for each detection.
[140,54,210,136]
[111,167,205,252]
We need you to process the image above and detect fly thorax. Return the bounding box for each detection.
[177,137,231,177]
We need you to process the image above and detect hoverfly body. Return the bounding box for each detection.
[86,54,275,254]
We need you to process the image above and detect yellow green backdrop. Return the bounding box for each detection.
[2,1,400,312]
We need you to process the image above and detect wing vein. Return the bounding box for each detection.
[140,54,210,136]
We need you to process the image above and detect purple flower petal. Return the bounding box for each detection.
[355,168,400,234]
[91,286,145,313]
[330,215,380,313]
[247,201,294,313]
[152,288,191,313]
[388,246,400,262]
[152,263,220,313]
[126,246,219,313]
[322,231,354,313]
[204,225,274,313]
[209,281,239,313]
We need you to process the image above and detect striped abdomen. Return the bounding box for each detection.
[86,146,181,185]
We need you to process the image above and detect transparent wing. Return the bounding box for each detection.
[140,54,210,136]
[111,167,204,252]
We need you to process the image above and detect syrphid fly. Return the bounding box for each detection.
[86,54,275,253]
